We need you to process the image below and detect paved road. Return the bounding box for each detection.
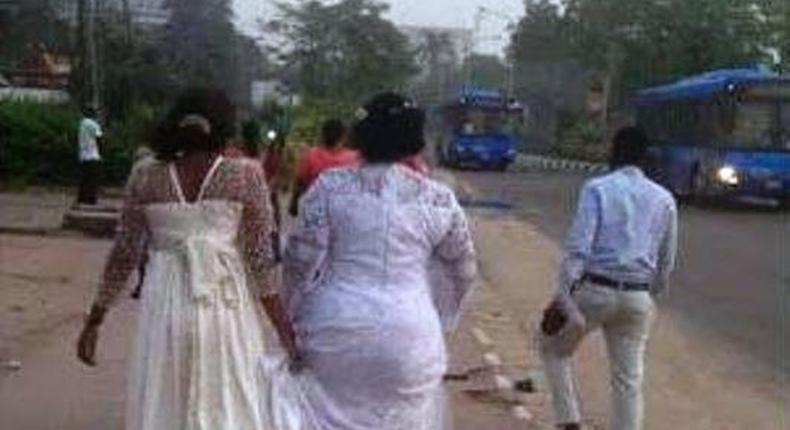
[458,168,789,425]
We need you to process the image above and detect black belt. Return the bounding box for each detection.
[582,273,650,292]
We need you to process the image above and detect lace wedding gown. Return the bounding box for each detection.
[96,156,276,430]
[263,165,477,430]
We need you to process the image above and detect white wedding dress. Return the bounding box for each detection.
[262,165,477,430]
[95,156,277,430]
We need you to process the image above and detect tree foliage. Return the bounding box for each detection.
[411,31,460,103]
[266,0,418,103]
[161,0,238,89]
[510,0,780,97]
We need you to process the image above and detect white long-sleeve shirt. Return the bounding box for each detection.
[558,166,678,296]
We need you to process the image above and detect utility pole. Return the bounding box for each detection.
[77,0,100,111]
[465,8,484,86]
[121,0,133,46]
[87,0,100,111]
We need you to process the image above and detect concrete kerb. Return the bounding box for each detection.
[513,154,608,174]
[435,169,540,424]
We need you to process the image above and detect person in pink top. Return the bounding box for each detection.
[289,119,359,216]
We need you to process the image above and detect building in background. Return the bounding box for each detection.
[52,0,169,27]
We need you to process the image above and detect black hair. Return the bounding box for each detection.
[610,126,649,169]
[152,87,236,161]
[241,120,261,157]
[321,119,346,148]
[351,92,425,163]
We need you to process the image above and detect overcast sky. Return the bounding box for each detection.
[233,0,525,56]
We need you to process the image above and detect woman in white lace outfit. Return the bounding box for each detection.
[266,93,477,430]
[76,88,299,430]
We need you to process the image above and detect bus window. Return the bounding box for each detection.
[779,102,790,149]
[729,102,775,148]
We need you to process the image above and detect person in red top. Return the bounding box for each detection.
[289,119,359,216]
[402,154,431,176]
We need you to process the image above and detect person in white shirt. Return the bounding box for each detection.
[540,126,678,430]
[77,107,104,205]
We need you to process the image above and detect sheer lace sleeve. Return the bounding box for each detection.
[94,162,150,309]
[239,161,278,297]
[282,175,331,313]
[431,192,477,331]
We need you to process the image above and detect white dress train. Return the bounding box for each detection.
[94,156,277,430]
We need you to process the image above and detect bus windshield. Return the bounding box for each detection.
[459,108,507,135]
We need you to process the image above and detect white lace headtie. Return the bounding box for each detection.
[179,114,212,135]
[355,107,368,121]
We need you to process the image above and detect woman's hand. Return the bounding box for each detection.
[76,323,100,366]
[287,348,305,374]
[260,294,304,373]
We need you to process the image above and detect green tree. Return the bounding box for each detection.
[161,0,238,90]
[510,0,777,109]
[508,0,570,64]
[412,31,460,104]
[267,0,417,103]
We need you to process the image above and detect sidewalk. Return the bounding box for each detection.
[0,230,542,429]
[0,190,121,235]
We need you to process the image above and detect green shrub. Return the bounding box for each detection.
[0,100,149,187]
[105,103,158,184]
[553,114,608,162]
[0,101,80,186]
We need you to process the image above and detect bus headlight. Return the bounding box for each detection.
[716,165,739,186]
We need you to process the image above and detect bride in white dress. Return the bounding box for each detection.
[262,93,478,430]
[76,89,299,430]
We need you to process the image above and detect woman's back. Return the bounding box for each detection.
[320,165,456,288]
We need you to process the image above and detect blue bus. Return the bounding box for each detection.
[436,86,520,171]
[634,66,790,205]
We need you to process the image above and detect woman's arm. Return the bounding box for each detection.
[432,192,478,332]
[77,162,149,366]
[282,175,331,314]
[239,162,300,361]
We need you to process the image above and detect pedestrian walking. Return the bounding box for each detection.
[258,93,477,429]
[76,88,298,430]
[76,106,104,205]
[540,126,678,430]
[288,118,358,216]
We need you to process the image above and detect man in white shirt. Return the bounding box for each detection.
[77,107,104,205]
[540,127,678,430]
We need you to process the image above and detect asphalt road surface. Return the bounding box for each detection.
[457,168,789,425]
